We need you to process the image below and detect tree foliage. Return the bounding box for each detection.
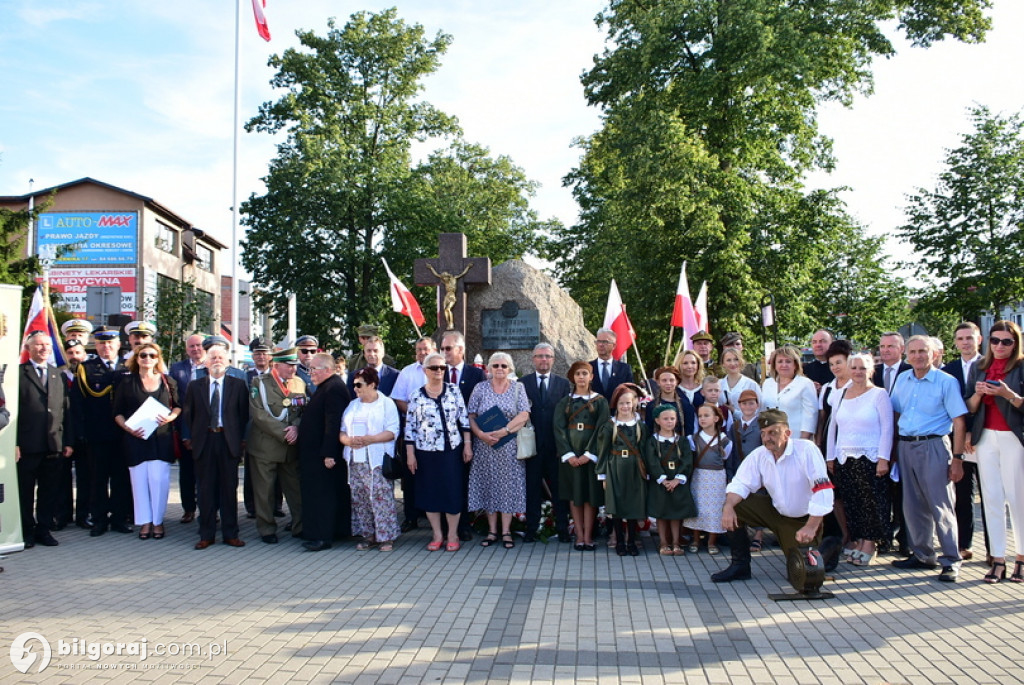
[147,276,214,361]
[547,0,988,366]
[242,9,555,346]
[899,105,1024,321]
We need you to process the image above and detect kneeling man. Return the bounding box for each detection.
[712,409,834,582]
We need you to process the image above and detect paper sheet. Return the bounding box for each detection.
[124,396,172,440]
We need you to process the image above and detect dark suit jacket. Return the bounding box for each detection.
[520,372,571,456]
[943,358,976,431]
[169,358,200,396]
[348,364,399,397]
[181,374,249,459]
[298,373,350,463]
[17,362,72,453]
[450,363,486,406]
[590,358,635,401]
[873,362,911,394]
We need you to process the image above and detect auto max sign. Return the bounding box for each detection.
[37,212,138,264]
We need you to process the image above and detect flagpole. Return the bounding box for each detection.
[663,327,675,367]
[623,304,650,392]
[230,0,242,365]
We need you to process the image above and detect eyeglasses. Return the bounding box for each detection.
[990,337,1015,347]
[352,382,365,388]
[425,365,447,372]
[310,367,329,372]
[595,340,614,345]
[299,348,317,354]
[138,353,158,359]
[491,364,508,369]
[441,345,457,351]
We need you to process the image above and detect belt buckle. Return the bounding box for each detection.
[620,450,630,458]
[576,423,585,431]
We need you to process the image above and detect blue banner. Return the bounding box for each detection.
[37,212,138,264]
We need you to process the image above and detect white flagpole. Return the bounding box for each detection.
[230,0,242,365]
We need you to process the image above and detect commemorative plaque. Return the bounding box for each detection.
[480,301,540,350]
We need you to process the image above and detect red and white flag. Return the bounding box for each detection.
[251,0,271,42]
[382,259,425,327]
[602,279,636,361]
[670,262,700,350]
[694,281,709,334]
[20,286,65,366]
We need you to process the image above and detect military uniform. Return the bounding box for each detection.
[248,371,308,538]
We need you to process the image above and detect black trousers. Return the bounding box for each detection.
[300,454,352,542]
[955,460,989,553]
[524,450,569,534]
[89,439,131,528]
[178,442,197,514]
[57,441,91,525]
[18,452,62,537]
[195,432,241,541]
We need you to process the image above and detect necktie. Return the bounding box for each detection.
[539,375,548,405]
[211,380,221,429]
[885,366,894,393]
[37,366,45,380]
[602,362,610,389]
[451,366,459,385]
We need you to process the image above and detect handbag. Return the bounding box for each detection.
[515,383,537,460]
[381,452,399,480]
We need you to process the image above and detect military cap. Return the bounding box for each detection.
[61,318,94,336]
[737,389,759,404]
[295,334,319,348]
[758,408,789,429]
[124,320,157,337]
[690,330,714,343]
[249,337,271,353]
[719,332,742,348]
[93,326,120,341]
[356,324,379,338]
[202,334,231,351]
[272,347,300,364]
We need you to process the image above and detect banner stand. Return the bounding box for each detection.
[0,283,25,556]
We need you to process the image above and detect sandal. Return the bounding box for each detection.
[660,546,674,556]
[356,540,377,551]
[851,550,876,567]
[1010,561,1023,583]
[378,542,394,552]
[426,540,444,552]
[749,539,763,553]
[138,524,152,540]
[152,525,165,540]
[985,561,1006,584]
[446,541,461,552]
[673,545,685,556]
[708,545,720,556]
[688,544,699,554]
[480,532,499,547]
[502,533,515,549]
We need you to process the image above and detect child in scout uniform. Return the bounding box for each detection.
[596,384,648,557]
[553,360,610,551]
[643,404,697,556]
[684,404,731,555]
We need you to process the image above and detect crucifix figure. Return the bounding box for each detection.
[414,233,491,333]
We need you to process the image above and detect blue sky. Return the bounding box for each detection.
[1,0,1021,267]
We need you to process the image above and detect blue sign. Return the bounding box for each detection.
[37,212,138,264]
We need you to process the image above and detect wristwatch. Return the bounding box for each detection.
[952,453,964,460]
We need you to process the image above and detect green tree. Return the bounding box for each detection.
[1,199,47,320]
[899,105,1024,321]
[241,10,555,345]
[147,276,214,361]
[549,0,989,366]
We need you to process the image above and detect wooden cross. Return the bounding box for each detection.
[414,233,491,333]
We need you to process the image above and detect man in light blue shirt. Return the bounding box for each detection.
[890,335,967,582]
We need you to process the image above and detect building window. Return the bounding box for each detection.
[155,222,178,254]
[196,243,213,272]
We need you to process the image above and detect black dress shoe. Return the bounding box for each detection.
[458,528,473,542]
[818,536,843,573]
[110,523,133,534]
[261,534,279,544]
[284,522,293,532]
[522,533,537,543]
[75,519,93,530]
[90,526,107,537]
[892,556,938,570]
[274,510,286,518]
[711,562,752,583]
[35,532,59,547]
[23,539,35,549]
[303,540,331,552]
[627,543,640,556]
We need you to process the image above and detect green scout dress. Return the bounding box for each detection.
[553,393,609,507]
[595,418,647,520]
[642,434,697,520]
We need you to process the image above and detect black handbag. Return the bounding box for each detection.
[381,452,399,480]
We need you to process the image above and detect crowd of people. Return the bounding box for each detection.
[9,316,1023,587]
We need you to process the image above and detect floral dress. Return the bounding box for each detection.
[467,381,530,513]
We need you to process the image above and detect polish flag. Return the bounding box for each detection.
[382,259,425,327]
[251,0,271,42]
[670,262,700,350]
[20,286,66,366]
[602,279,636,361]
[694,281,709,334]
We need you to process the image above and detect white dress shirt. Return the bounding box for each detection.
[727,438,834,518]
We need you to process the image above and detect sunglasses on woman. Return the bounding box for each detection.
[138,353,158,359]
[425,365,447,372]
[990,336,1015,347]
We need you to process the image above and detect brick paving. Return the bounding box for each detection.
[2,476,1022,684]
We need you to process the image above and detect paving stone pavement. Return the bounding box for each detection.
[2,481,1022,684]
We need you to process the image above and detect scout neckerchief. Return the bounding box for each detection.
[258,369,290,421]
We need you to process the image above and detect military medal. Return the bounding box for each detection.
[282,397,292,407]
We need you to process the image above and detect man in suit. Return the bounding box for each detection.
[16,331,73,548]
[942,321,987,560]
[348,336,398,396]
[182,345,249,549]
[804,329,835,392]
[80,326,133,536]
[248,348,307,543]
[590,328,634,401]
[521,343,572,542]
[441,330,486,540]
[169,333,207,523]
[873,331,912,555]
